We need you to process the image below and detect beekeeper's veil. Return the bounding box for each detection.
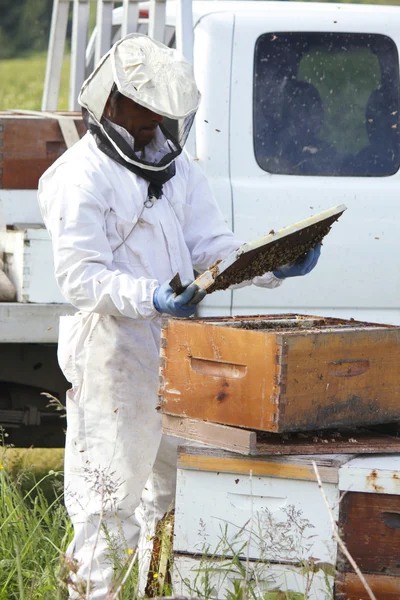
[79,33,200,197]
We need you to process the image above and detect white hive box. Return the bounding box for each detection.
[0,227,65,303]
[172,448,400,600]
[172,447,343,600]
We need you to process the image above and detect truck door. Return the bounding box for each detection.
[229,6,400,324]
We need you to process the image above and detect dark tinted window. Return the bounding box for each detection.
[254,33,400,176]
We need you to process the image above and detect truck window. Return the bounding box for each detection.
[254,32,400,176]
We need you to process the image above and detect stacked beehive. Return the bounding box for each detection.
[159,314,400,599]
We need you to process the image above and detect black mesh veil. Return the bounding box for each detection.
[100,110,196,171]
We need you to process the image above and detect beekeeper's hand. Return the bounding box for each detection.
[153,279,206,317]
[273,243,322,279]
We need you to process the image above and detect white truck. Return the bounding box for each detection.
[1,0,399,445]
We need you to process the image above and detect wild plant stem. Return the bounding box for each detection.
[303,563,315,599]
[312,461,377,600]
[243,469,253,600]
[15,545,25,600]
[110,547,138,600]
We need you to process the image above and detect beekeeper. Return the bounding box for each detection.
[38,34,321,598]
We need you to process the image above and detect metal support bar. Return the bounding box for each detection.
[69,0,90,111]
[176,0,196,156]
[121,0,140,37]
[42,0,70,110]
[148,0,166,43]
[95,0,114,64]
[176,0,194,64]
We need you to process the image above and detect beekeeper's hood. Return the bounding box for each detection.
[78,33,200,174]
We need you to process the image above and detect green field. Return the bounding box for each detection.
[0,446,142,599]
[1,0,400,111]
[0,52,70,111]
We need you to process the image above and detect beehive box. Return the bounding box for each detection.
[335,455,400,599]
[159,314,400,433]
[0,112,86,189]
[172,447,400,600]
[172,447,343,600]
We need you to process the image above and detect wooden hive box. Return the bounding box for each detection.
[0,112,86,189]
[159,314,400,433]
[335,455,400,599]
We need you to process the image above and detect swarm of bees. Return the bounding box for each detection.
[207,225,330,293]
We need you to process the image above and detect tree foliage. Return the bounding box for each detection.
[0,0,54,59]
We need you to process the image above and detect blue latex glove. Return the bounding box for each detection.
[153,279,206,318]
[273,243,322,279]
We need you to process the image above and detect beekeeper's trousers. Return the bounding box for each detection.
[59,313,178,599]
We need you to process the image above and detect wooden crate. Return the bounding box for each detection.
[335,573,400,599]
[159,314,400,433]
[338,492,400,576]
[335,455,400,599]
[0,112,86,189]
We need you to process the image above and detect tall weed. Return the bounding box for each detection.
[0,451,71,599]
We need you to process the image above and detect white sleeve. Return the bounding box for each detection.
[38,180,159,320]
[183,159,243,272]
[183,159,282,289]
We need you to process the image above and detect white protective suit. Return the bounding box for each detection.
[38,34,282,600]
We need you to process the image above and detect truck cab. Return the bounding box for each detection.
[183,2,400,324]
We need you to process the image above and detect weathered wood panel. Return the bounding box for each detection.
[0,113,86,189]
[177,446,350,484]
[338,491,400,576]
[159,319,279,431]
[335,572,400,599]
[162,414,257,455]
[339,455,400,495]
[159,316,400,433]
[257,430,400,456]
[162,415,400,456]
[282,328,400,431]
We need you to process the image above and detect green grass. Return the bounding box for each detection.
[0,52,70,111]
[0,448,71,600]
[4,448,65,502]
[4,448,65,474]
[0,446,142,599]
